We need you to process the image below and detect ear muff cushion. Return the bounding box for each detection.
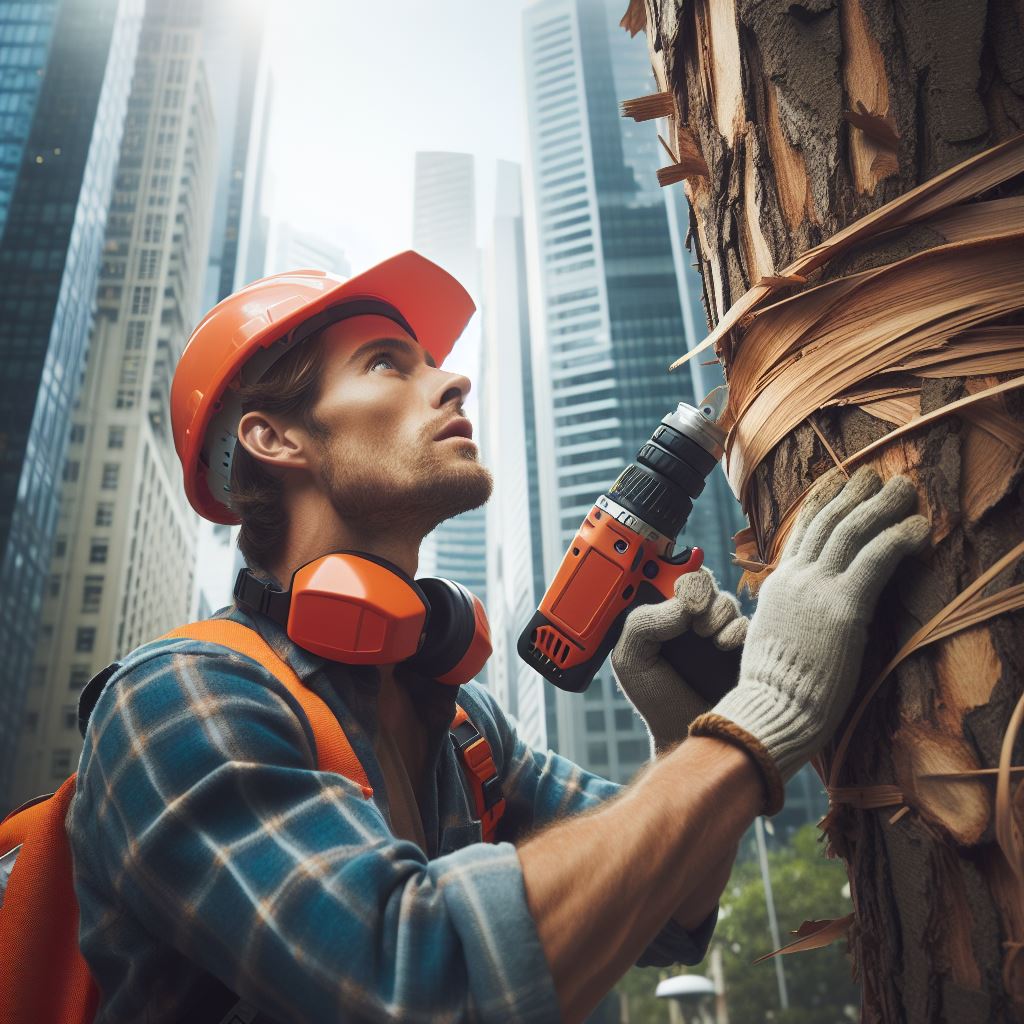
[410,578,476,679]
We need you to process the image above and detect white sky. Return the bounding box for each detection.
[263,0,531,272]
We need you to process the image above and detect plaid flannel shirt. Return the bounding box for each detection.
[68,602,716,1023]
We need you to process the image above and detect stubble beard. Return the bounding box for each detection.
[317,432,494,537]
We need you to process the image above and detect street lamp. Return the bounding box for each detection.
[655,974,717,1024]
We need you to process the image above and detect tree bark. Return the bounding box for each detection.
[627,0,1024,1020]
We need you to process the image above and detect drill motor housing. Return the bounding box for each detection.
[518,394,740,698]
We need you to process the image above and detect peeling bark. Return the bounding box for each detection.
[637,0,1024,1019]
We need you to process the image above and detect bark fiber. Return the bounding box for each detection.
[635,0,1024,1020]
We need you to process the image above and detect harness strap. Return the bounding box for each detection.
[160,621,505,836]
[450,706,507,843]
[160,620,373,798]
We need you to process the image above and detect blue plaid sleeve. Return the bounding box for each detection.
[458,683,717,967]
[69,644,560,1024]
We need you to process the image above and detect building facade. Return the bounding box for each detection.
[10,0,216,807]
[521,0,746,781]
[481,161,548,747]
[0,0,143,807]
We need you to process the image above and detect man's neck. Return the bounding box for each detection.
[376,665,428,787]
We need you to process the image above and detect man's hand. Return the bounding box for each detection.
[611,568,748,755]
[690,466,931,813]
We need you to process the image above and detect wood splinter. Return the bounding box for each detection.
[655,126,709,186]
[621,92,675,122]
[619,0,646,37]
[843,101,900,149]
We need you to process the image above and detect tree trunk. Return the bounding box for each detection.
[624,1,1024,1020]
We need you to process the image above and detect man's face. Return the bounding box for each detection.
[302,313,493,534]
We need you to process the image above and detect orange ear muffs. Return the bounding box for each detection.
[232,552,492,685]
[409,578,492,686]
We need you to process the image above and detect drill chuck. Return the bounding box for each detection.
[606,400,727,542]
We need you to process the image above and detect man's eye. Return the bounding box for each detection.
[369,352,397,372]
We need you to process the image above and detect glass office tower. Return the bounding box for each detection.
[0,0,143,809]
[412,152,489,653]
[522,0,745,781]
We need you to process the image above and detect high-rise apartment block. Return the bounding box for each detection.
[10,0,217,808]
[521,0,746,781]
[0,0,144,807]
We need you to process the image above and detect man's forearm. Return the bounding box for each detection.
[518,735,762,1023]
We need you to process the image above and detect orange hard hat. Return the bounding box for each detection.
[171,250,475,524]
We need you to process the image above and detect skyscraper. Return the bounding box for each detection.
[481,161,547,747]
[10,0,217,808]
[0,0,143,807]
[521,0,746,781]
[266,222,350,278]
[412,151,488,637]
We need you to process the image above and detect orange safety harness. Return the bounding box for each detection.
[0,617,505,1024]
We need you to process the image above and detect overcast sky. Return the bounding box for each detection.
[263,0,531,272]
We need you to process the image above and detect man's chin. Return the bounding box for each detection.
[422,457,493,524]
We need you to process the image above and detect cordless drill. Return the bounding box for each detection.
[517,387,741,701]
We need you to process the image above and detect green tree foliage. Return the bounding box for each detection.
[613,824,859,1023]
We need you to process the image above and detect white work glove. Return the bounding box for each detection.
[690,466,930,814]
[611,568,748,756]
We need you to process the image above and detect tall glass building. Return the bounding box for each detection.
[0,0,143,808]
[522,0,746,781]
[482,161,548,746]
[412,151,489,648]
[10,0,217,808]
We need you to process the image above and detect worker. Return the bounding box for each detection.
[67,252,929,1023]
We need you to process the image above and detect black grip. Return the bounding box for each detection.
[660,629,742,706]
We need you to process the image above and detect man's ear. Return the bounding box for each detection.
[236,410,312,472]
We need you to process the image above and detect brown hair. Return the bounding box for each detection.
[228,334,330,573]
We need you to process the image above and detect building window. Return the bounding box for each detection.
[101,463,119,489]
[75,627,96,653]
[82,575,104,612]
[23,710,38,734]
[586,742,608,765]
[115,390,137,409]
[107,425,125,449]
[89,539,108,564]
[130,286,153,315]
[54,536,67,559]
[51,749,73,778]
[95,502,114,527]
[62,459,79,483]
[69,665,92,690]
[584,709,605,731]
[63,705,78,731]
[614,708,636,731]
[617,739,649,763]
[48,573,61,597]
[69,423,85,444]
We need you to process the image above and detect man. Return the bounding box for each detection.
[68,252,929,1023]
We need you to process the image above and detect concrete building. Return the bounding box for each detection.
[411,151,489,648]
[481,161,548,747]
[10,0,216,808]
[0,0,143,808]
[521,0,746,782]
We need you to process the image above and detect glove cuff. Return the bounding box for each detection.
[688,712,785,815]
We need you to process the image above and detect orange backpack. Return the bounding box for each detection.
[0,618,505,1024]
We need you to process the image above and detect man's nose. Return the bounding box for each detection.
[431,367,472,408]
